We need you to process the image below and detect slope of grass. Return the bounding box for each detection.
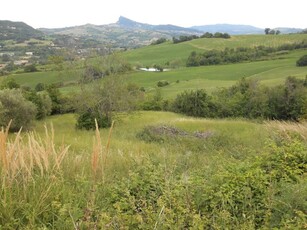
[2,111,306,228]
[128,49,307,98]
[123,34,307,66]
[33,112,268,154]
[3,35,307,99]
[9,71,76,88]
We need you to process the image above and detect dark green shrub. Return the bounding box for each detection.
[24,90,52,120]
[24,64,37,73]
[35,83,45,92]
[296,54,307,66]
[0,89,37,131]
[157,80,169,87]
[172,89,215,117]
[76,111,112,130]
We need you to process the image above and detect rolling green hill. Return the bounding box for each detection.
[4,34,307,99]
[127,49,307,98]
[123,34,307,67]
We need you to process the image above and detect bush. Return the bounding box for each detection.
[76,110,112,130]
[0,89,37,131]
[172,89,215,117]
[151,37,167,45]
[24,64,38,73]
[24,90,52,120]
[296,55,307,66]
[157,80,169,87]
[35,83,45,92]
[0,78,20,89]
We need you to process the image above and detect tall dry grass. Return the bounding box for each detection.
[0,122,69,186]
[91,119,114,181]
[265,120,307,141]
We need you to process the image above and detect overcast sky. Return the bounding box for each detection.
[1,0,306,29]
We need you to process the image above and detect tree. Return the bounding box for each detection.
[1,54,11,62]
[186,51,201,67]
[0,78,20,89]
[0,89,37,131]
[296,55,307,66]
[172,89,214,117]
[75,75,141,129]
[46,84,62,114]
[151,37,167,45]
[35,83,45,92]
[201,32,213,38]
[264,28,271,34]
[24,90,52,119]
[48,55,64,71]
[24,64,38,73]
[269,29,276,35]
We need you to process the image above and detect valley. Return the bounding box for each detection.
[0,17,307,229]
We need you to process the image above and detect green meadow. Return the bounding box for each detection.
[123,34,307,66]
[1,34,307,228]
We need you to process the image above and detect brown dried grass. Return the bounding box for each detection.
[265,120,307,141]
[0,122,69,186]
[91,119,115,181]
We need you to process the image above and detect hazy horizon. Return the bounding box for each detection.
[1,0,306,29]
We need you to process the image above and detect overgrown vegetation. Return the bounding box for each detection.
[1,33,307,228]
[0,114,306,228]
[172,76,307,120]
[187,40,307,66]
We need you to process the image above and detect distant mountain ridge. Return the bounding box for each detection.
[117,16,200,33]
[190,24,264,35]
[190,24,304,35]
[1,18,305,49]
[39,16,203,48]
[39,17,305,46]
[0,20,44,41]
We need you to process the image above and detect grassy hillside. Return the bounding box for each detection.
[2,28,307,230]
[3,34,307,99]
[128,49,307,98]
[2,111,306,228]
[123,34,307,66]
[33,112,268,153]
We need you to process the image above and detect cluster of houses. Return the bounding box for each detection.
[0,51,33,69]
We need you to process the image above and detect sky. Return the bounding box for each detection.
[1,0,306,29]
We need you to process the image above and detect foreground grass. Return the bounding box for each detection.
[33,112,268,155]
[1,111,306,228]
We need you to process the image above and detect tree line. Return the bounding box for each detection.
[171,76,307,121]
[1,52,306,132]
[172,32,230,44]
[186,40,307,67]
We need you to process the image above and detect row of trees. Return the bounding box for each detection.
[264,28,281,35]
[172,76,307,121]
[0,54,140,132]
[186,41,307,67]
[173,32,231,44]
[0,77,74,131]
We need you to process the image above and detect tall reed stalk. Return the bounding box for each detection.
[265,120,307,140]
[91,119,115,182]
[0,123,69,186]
